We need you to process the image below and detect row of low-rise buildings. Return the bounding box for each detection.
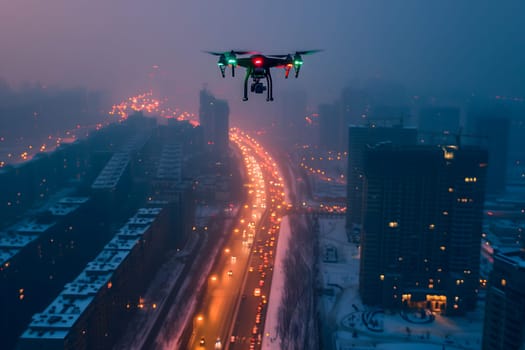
[0,90,235,349]
[17,206,173,350]
[0,113,210,350]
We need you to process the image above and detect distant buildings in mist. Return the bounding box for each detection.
[0,82,109,146]
[199,89,229,155]
[314,83,524,197]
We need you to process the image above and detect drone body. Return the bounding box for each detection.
[205,50,321,101]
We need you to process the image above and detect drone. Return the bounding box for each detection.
[205,50,321,101]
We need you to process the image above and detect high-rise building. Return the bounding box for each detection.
[475,117,510,197]
[359,143,487,315]
[199,89,229,155]
[482,248,525,350]
[466,102,510,197]
[346,125,417,235]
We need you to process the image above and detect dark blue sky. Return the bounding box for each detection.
[1,1,524,114]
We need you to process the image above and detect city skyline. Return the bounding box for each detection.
[1,2,525,349]
[2,1,525,121]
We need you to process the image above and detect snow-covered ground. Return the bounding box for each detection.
[261,216,290,349]
[318,217,484,350]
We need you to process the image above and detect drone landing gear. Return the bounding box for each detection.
[243,67,251,101]
[266,71,273,101]
[242,67,274,102]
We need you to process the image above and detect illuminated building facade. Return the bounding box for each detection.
[482,248,525,350]
[359,143,487,315]
[346,125,417,237]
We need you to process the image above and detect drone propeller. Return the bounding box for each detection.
[268,50,322,78]
[295,49,323,55]
[268,49,322,58]
[204,50,256,56]
[204,50,257,77]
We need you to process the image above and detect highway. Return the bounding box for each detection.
[187,129,287,350]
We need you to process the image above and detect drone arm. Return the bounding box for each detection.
[284,65,291,79]
[232,65,235,77]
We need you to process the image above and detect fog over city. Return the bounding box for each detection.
[2,1,524,122]
[1,2,525,350]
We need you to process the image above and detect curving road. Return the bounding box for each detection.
[186,129,287,350]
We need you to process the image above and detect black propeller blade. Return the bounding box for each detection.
[204,50,256,56]
[295,49,323,55]
[204,51,224,56]
[268,50,322,58]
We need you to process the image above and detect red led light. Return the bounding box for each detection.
[253,57,263,66]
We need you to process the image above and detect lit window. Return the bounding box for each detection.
[380,274,385,281]
[428,224,435,230]
[501,279,506,287]
[388,221,399,228]
[440,246,446,251]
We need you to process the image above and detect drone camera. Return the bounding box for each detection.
[251,82,267,94]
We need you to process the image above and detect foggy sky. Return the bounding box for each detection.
[1,1,524,120]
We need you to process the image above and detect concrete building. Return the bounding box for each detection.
[359,143,487,315]
[0,195,99,350]
[18,206,173,350]
[346,125,417,237]
[199,89,229,155]
[482,248,525,350]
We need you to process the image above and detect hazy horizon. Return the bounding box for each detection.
[2,1,524,122]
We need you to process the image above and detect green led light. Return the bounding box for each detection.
[228,58,237,64]
[294,60,304,65]
[218,62,225,66]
